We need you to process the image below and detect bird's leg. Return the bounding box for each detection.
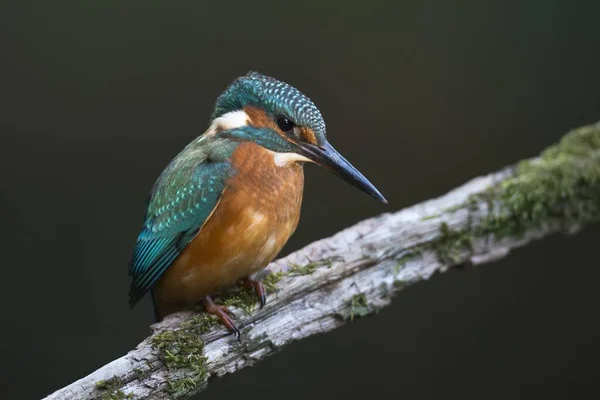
[202,295,240,340]
[242,277,267,309]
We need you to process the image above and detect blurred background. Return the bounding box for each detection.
[1,1,600,399]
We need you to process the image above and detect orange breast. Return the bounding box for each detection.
[153,142,304,317]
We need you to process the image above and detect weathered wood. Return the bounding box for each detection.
[44,122,600,400]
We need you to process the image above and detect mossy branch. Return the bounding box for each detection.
[44,122,600,400]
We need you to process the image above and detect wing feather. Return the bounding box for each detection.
[128,138,237,306]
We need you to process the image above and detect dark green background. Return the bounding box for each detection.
[1,1,599,399]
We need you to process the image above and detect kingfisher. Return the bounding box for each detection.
[128,71,386,337]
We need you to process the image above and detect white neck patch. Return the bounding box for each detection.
[272,151,313,167]
[204,110,249,136]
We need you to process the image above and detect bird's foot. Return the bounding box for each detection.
[243,277,267,309]
[202,295,240,340]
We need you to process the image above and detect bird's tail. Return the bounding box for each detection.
[150,290,162,323]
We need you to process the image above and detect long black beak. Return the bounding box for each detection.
[300,142,387,204]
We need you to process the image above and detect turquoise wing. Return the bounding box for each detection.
[128,152,234,307]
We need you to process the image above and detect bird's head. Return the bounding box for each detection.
[208,71,386,203]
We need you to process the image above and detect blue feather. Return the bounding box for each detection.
[128,137,237,307]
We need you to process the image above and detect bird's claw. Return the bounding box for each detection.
[243,278,267,309]
[202,296,241,340]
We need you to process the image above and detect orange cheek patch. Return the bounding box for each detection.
[244,106,279,131]
[299,127,318,145]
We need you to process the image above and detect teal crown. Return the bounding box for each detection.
[211,71,327,140]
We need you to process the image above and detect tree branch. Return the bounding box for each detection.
[44,122,600,400]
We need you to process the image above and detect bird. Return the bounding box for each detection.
[128,71,386,337]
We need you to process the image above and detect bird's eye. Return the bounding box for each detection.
[276,116,294,132]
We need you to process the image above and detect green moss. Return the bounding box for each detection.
[95,377,120,391]
[262,259,338,292]
[425,123,600,266]
[95,376,132,400]
[107,391,133,400]
[133,367,149,381]
[420,213,441,221]
[395,249,422,273]
[184,313,221,331]
[433,222,473,264]
[263,270,285,291]
[442,204,464,214]
[348,293,370,321]
[473,123,600,239]
[288,262,319,275]
[167,377,199,397]
[393,280,407,291]
[150,315,216,397]
[219,287,258,314]
[262,258,339,293]
[289,258,339,276]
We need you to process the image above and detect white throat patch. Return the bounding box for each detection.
[205,110,249,136]
[272,152,313,167]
